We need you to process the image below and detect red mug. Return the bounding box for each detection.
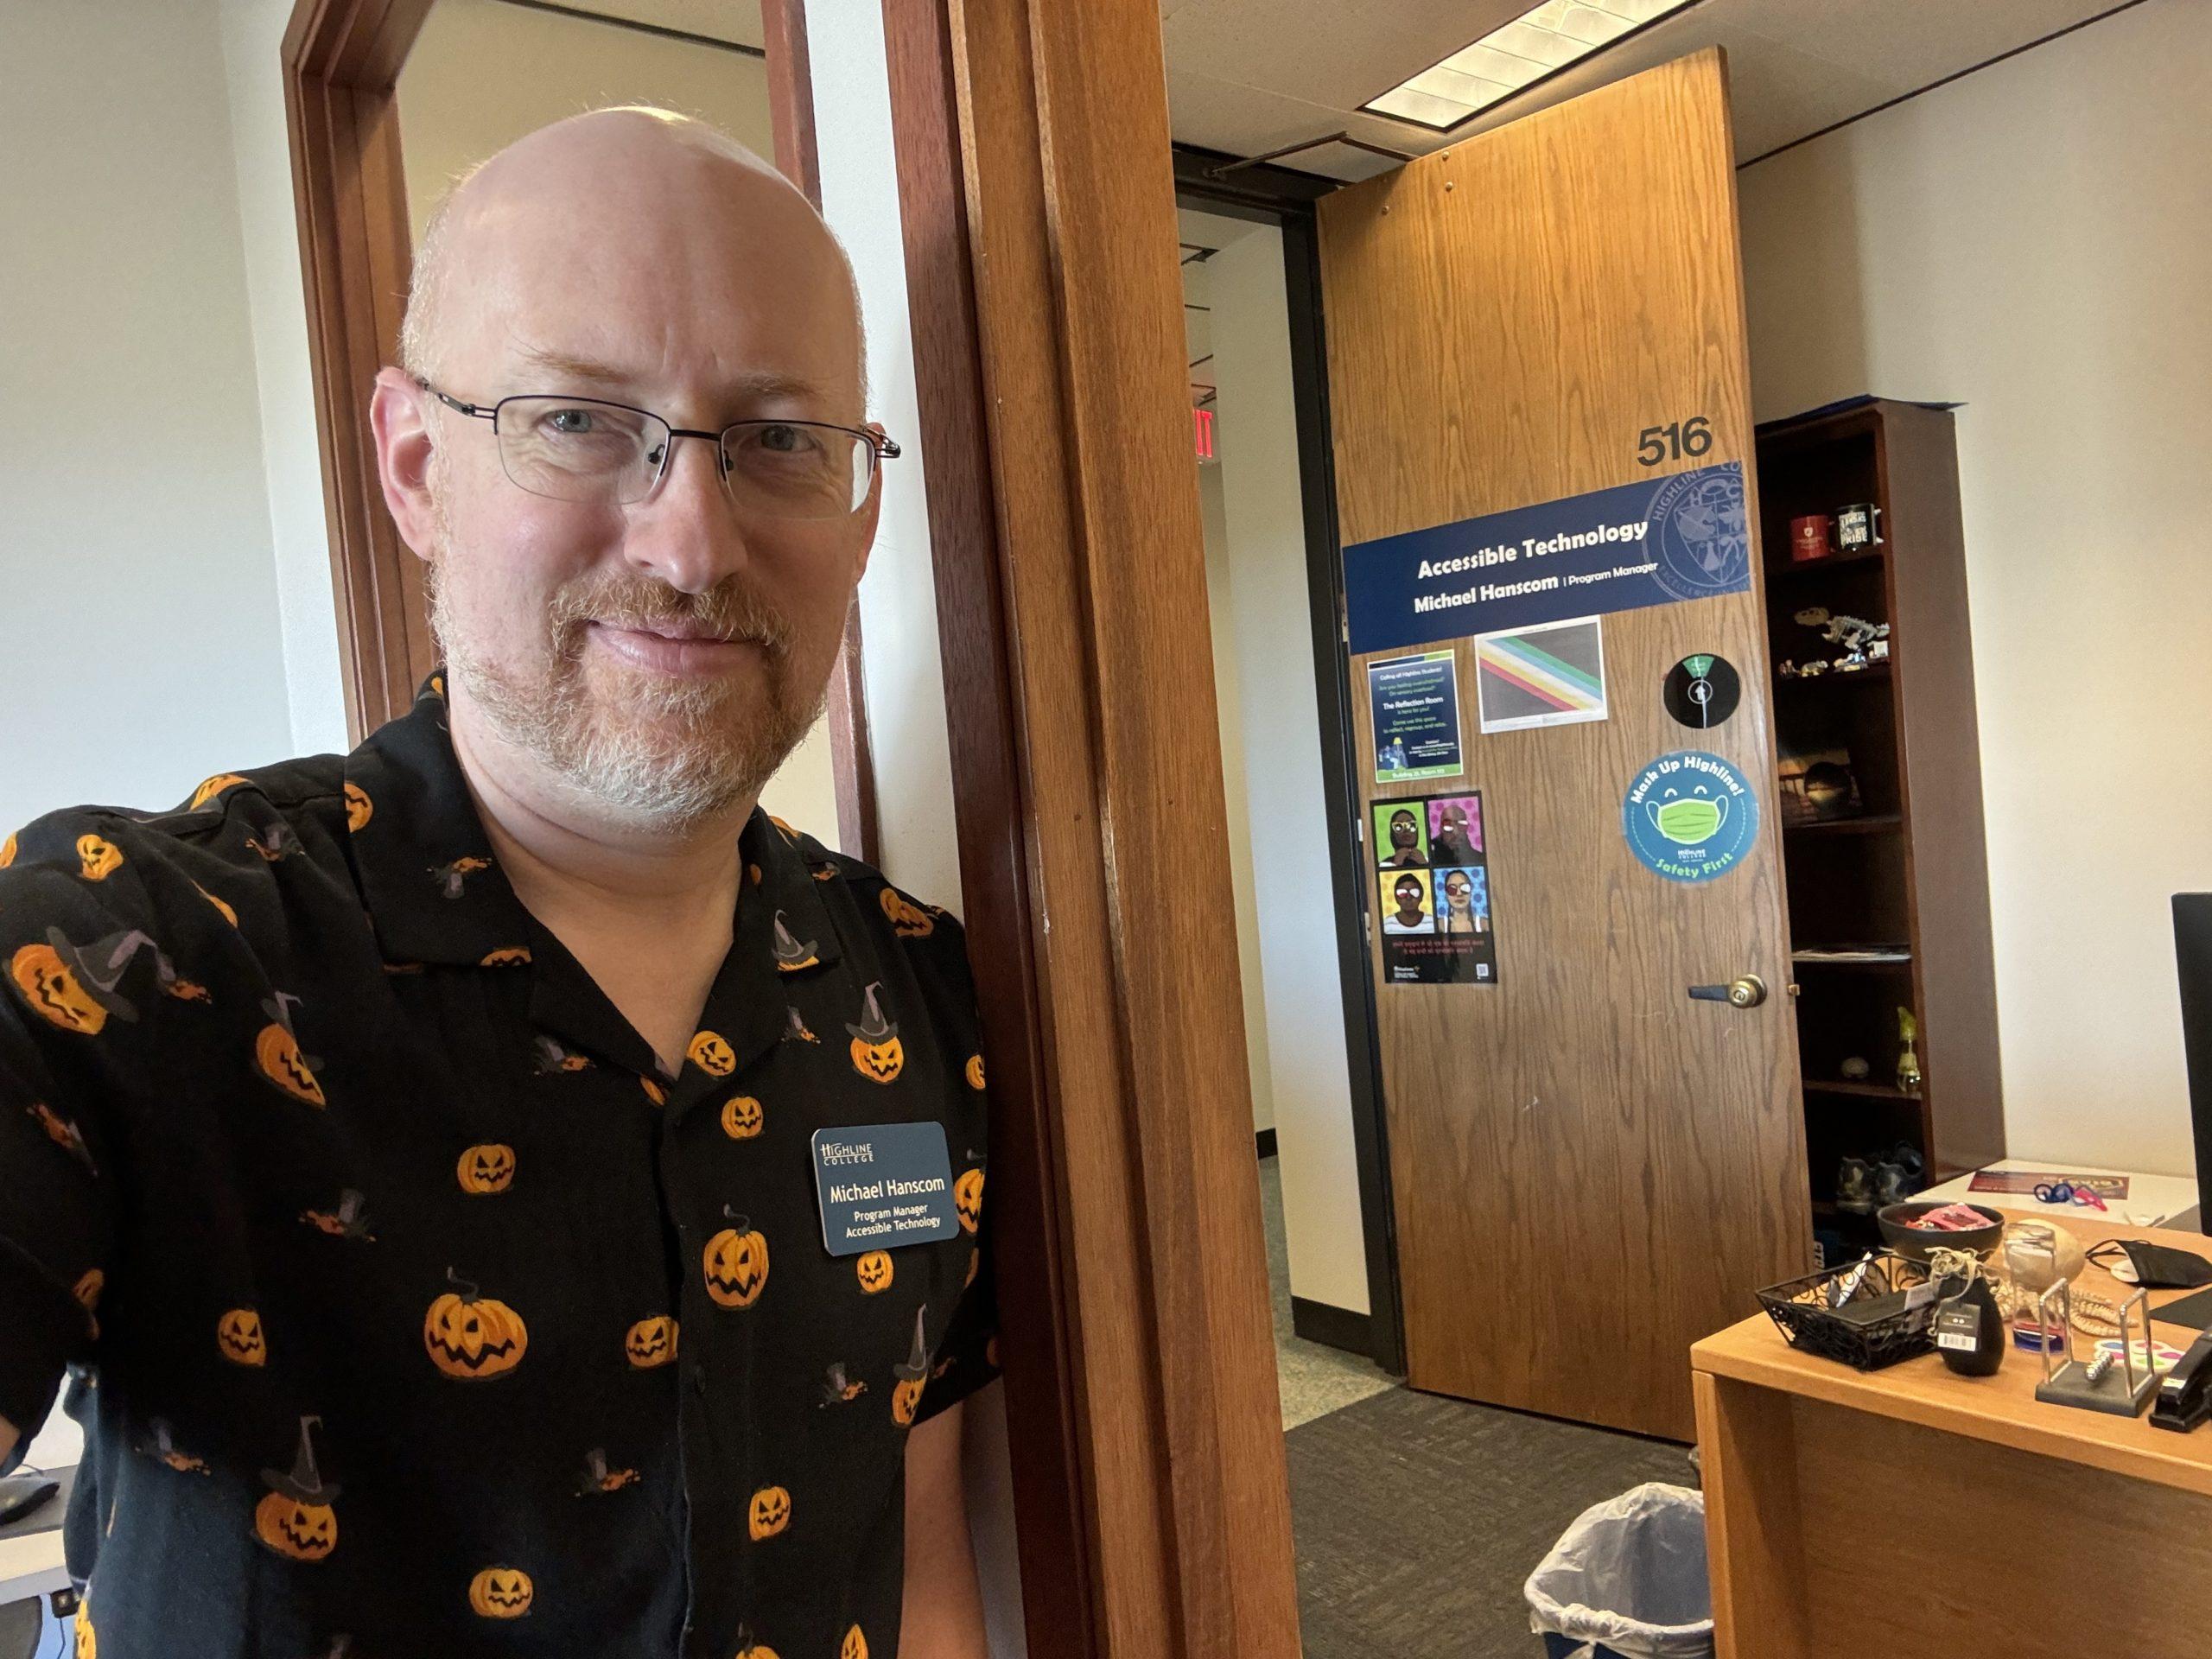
[1790,514,1833,563]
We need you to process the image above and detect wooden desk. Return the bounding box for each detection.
[1693,1212,2212,1656]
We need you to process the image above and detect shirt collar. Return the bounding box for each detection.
[344,680,843,1073]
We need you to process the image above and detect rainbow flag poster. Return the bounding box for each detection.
[1473,615,1609,734]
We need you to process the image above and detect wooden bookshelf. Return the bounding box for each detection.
[1756,397,2005,1237]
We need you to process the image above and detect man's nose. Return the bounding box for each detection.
[622,431,753,594]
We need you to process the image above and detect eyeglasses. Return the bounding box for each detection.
[416,379,899,519]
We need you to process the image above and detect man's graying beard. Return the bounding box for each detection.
[431,558,823,829]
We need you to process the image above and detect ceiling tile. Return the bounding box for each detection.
[1165,0,2123,175]
[1166,68,1409,177]
[1161,0,1529,114]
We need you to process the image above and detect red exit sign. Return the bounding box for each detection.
[1193,405,1216,461]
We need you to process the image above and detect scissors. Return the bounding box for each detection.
[2033,1179,2108,1211]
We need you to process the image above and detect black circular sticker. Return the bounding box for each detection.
[1664,654,1741,729]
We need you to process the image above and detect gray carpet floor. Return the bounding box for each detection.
[1284,1385,1694,1658]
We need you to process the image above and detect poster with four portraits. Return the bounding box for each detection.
[1370,791,1499,987]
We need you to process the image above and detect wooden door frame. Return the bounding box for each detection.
[1172,146,1407,1376]
[282,0,881,862]
[881,3,1300,1651]
[288,0,1306,1651]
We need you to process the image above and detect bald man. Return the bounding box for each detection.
[0,109,995,1657]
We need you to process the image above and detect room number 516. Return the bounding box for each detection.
[1637,416,1712,467]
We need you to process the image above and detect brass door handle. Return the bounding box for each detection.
[1688,975,1767,1008]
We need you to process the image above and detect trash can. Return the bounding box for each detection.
[1523,1482,1714,1659]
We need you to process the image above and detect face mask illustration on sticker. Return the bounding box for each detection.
[1646,785,1727,846]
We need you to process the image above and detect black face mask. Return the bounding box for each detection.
[2088,1237,2212,1290]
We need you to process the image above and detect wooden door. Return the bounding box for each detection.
[1319,50,1808,1440]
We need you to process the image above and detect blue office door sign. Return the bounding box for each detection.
[1342,461,1751,657]
[1622,749,1759,883]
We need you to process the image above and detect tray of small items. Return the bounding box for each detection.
[1757,1250,1946,1370]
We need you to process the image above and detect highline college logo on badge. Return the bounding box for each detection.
[1650,464,1750,603]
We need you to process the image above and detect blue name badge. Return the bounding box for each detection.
[810,1122,961,1257]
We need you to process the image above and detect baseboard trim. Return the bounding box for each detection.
[1291,1295,1370,1357]
[1255,1127,1278,1160]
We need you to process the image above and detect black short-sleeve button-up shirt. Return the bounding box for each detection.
[0,679,997,1658]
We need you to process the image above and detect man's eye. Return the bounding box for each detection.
[758,423,811,454]
[548,408,597,434]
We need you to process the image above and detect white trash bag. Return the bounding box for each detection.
[1523,1482,1714,1659]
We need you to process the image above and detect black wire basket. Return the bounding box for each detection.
[1756,1251,1940,1370]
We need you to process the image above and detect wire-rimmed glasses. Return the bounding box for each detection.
[416,380,898,519]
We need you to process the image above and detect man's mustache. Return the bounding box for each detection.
[551,575,795,656]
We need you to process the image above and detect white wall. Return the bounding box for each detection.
[1199,454,1279,1134]
[1205,219,1371,1315]
[393,0,840,845]
[0,0,295,834]
[806,6,963,912]
[1737,0,2211,1175]
[220,0,352,759]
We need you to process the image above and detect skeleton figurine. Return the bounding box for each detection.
[1793,606,1891,671]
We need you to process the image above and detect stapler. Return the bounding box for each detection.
[2151,1325,2212,1433]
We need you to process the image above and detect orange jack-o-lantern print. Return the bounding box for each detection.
[855,1250,893,1295]
[73,1603,93,1659]
[478,945,531,968]
[189,773,249,811]
[703,1216,769,1309]
[640,1077,667,1107]
[747,1484,791,1541]
[842,1624,869,1659]
[343,782,372,832]
[966,1247,982,1289]
[879,886,936,938]
[721,1094,764,1140]
[455,1143,516,1194]
[218,1307,267,1367]
[468,1567,534,1619]
[423,1270,529,1380]
[964,1052,986,1091]
[74,836,123,881]
[254,1416,339,1562]
[892,1305,931,1427]
[734,1637,781,1659]
[955,1166,985,1235]
[687,1030,736,1076]
[73,1268,104,1313]
[255,994,325,1106]
[10,926,155,1037]
[845,982,904,1084]
[625,1315,678,1368]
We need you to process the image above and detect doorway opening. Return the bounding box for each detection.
[1173,146,1700,1657]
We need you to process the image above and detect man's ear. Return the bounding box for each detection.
[848,423,893,585]
[370,366,442,562]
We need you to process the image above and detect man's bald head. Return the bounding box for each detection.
[397,106,862,399]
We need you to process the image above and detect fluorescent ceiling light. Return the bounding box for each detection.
[1363,0,1696,130]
